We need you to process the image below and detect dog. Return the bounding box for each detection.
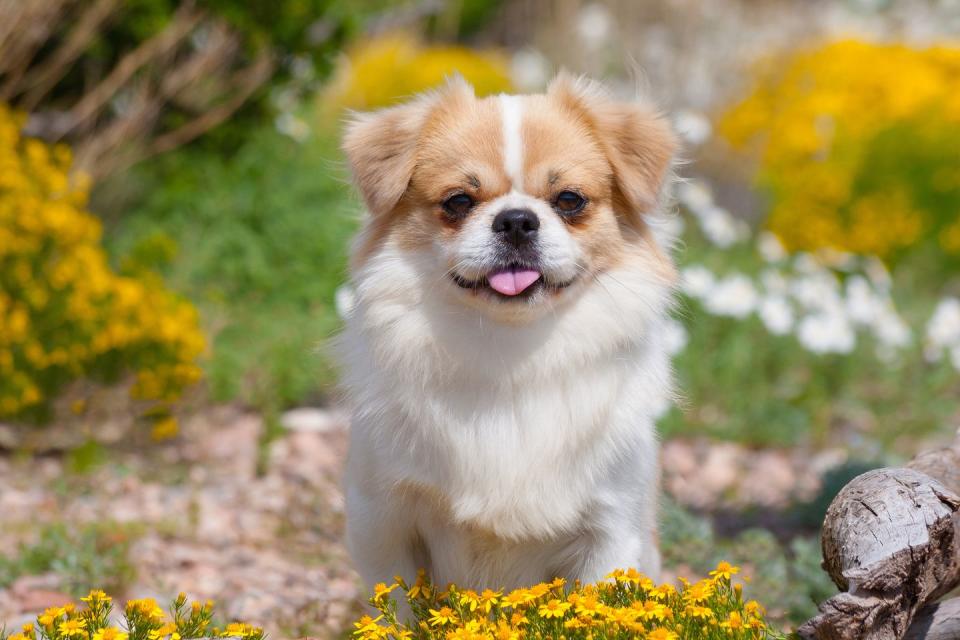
[338,73,678,593]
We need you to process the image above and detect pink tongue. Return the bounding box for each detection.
[487,268,542,296]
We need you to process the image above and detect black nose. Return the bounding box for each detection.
[492,209,540,246]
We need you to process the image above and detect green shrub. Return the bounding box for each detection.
[103,120,358,412]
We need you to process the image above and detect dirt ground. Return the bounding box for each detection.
[0,405,847,638]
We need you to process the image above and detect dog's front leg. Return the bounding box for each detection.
[344,482,427,590]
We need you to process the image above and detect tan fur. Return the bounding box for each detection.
[340,75,681,593]
[343,77,677,287]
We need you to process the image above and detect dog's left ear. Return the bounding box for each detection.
[548,73,677,224]
[343,78,474,218]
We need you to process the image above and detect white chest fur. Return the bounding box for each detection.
[340,246,673,587]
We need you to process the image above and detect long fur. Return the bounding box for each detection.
[338,74,678,592]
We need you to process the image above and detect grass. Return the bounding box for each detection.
[659,499,836,626]
[0,523,138,597]
[99,119,360,414]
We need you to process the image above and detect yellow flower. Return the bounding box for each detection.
[459,589,480,611]
[502,589,533,608]
[58,619,86,637]
[428,607,458,627]
[528,582,551,599]
[744,600,765,616]
[538,598,572,619]
[648,627,679,640]
[494,621,520,640]
[604,606,640,626]
[509,612,528,627]
[650,584,677,601]
[574,595,604,618]
[324,33,512,112]
[683,580,714,603]
[220,623,261,638]
[685,605,714,620]
[93,628,129,640]
[81,591,110,604]
[636,600,668,621]
[388,626,412,640]
[407,570,431,599]
[372,582,399,602]
[478,589,501,613]
[721,611,747,631]
[710,562,741,581]
[148,623,178,640]
[126,598,165,623]
[353,615,384,636]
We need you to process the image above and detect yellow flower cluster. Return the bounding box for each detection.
[0,590,263,640]
[0,104,204,423]
[323,32,513,111]
[719,40,960,263]
[354,562,780,640]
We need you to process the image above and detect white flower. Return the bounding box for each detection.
[760,269,789,295]
[698,206,749,248]
[927,298,960,350]
[759,296,794,335]
[674,110,712,146]
[576,3,613,48]
[793,253,822,275]
[677,181,713,215]
[790,272,843,315]
[274,112,310,142]
[952,345,960,372]
[797,313,856,355]
[511,48,550,91]
[872,309,911,351]
[845,276,882,325]
[864,257,892,290]
[662,318,689,355]
[703,274,759,319]
[681,265,715,299]
[757,231,787,263]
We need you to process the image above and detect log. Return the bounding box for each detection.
[799,435,960,640]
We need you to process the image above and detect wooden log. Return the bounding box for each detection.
[906,598,960,640]
[799,436,960,640]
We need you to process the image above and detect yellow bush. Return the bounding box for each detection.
[0,104,203,423]
[355,562,781,640]
[719,40,960,264]
[323,32,513,111]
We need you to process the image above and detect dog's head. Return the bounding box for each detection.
[343,74,677,324]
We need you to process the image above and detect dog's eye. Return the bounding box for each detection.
[555,191,586,216]
[442,193,475,219]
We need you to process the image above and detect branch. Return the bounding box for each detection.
[62,2,204,138]
[19,0,119,110]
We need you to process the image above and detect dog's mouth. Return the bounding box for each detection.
[451,264,574,300]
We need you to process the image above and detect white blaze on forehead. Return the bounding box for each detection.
[499,94,524,192]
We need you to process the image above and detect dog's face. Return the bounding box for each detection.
[343,75,677,323]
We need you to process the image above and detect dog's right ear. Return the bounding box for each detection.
[342,78,474,217]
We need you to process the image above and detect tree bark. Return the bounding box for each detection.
[799,436,960,640]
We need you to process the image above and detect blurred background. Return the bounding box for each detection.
[2,0,960,635]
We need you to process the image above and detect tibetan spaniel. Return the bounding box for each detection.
[339,74,678,593]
